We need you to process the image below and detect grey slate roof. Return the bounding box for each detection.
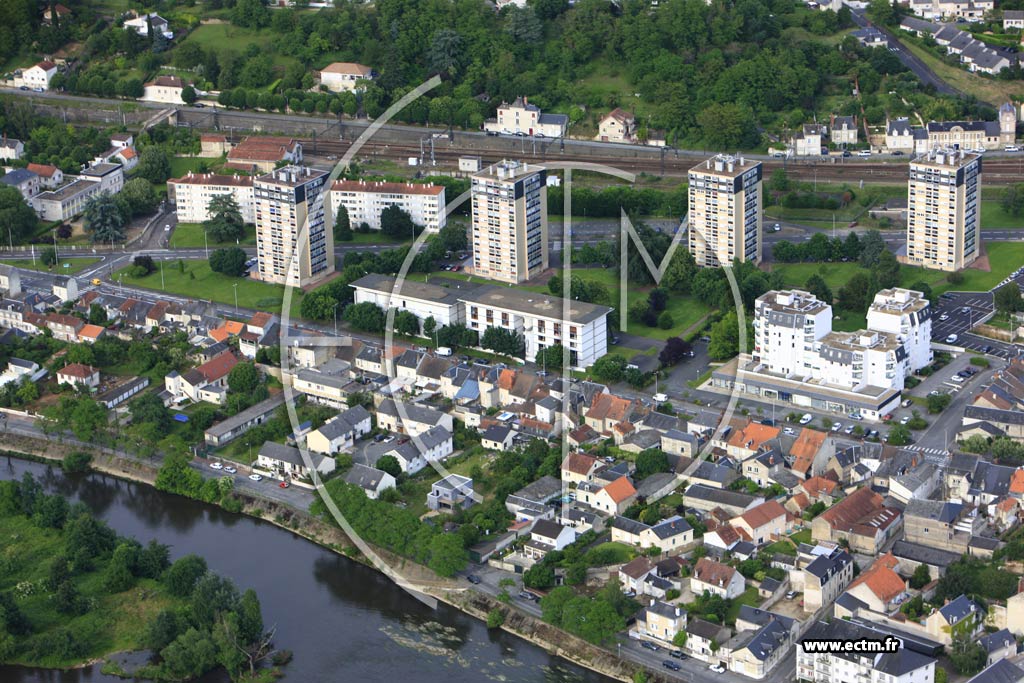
[966,659,1024,683]
[0,168,37,186]
[377,398,447,426]
[509,475,561,505]
[875,649,937,677]
[344,464,391,491]
[891,540,960,568]
[905,498,961,524]
[938,595,982,624]
[978,629,1015,655]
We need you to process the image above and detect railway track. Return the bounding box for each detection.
[308,139,1024,185]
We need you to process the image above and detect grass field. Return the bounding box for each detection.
[113,260,289,313]
[168,155,225,179]
[0,514,172,669]
[724,587,763,625]
[169,222,257,248]
[981,201,1024,230]
[0,258,99,274]
[179,24,296,68]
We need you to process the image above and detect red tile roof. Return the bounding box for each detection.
[26,163,59,178]
[693,557,737,587]
[562,452,598,476]
[586,392,633,423]
[227,136,299,162]
[146,75,183,88]
[737,500,787,529]
[727,421,780,452]
[58,363,96,379]
[791,428,827,475]
[196,351,238,383]
[601,476,636,504]
[849,554,904,604]
[78,324,105,340]
[819,487,901,537]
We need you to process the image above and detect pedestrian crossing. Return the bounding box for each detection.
[917,447,949,456]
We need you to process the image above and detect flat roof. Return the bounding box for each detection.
[463,285,611,325]
[35,178,99,203]
[689,153,761,178]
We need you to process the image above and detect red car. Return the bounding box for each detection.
[882,414,893,422]
[279,481,289,489]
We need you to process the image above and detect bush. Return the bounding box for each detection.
[208,247,247,277]
[970,356,990,368]
[486,608,505,628]
[61,452,92,474]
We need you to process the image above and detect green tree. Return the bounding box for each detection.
[380,205,419,239]
[592,354,628,383]
[160,628,219,680]
[41,246,58,267]
[858,230,886,268]
[486,608,505,628]
[697,102,759,149]
[83,194,126,243]
[635,448,670,479]
[334,205,353,242]
[927,393,952,414]
[887,424,912,446]
[0,185,38,242]
[228,362,261,395]
[105,542,137,592]
[873,250,901,289]
[427,532,468,577]
[164,554,208,597]
[343,302,386,333]
[118,178,158,218]
[376,455,401,478]
[949,633,986,676]
[205,194,246,243]
[181,85,197,105]
[147,609,185,651]
[136,146,172,184]
[535,344,565,372]
[426,29,464,76]
[423,316,437,337]
[708,310,741,360]
[393,310,420,337]
[805,274,833,304]
[909,563,931,589]
[995,282,1024,314]
[231,0,270,28]
[209,247,248,276]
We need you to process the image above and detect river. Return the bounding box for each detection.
[0,457,614,683]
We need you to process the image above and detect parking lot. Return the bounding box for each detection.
[931,292,993,345]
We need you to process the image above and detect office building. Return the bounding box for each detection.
[328,180,446,233]
[906,147,981,272]
[253,166,332,288]
[471,160,548,284]
[168,173,256,224]
[688,154,762,267]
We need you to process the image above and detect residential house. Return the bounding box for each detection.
[845,554,906,614]
[978,629,1017,666]
[523,519,576,561]
[790,428,832,479]
[793,124,826,156]
[903,499,980,553]
[0,265,21,297]
[23,61,57,91]
[585,392,636,436]
[377,425,453,475]
[812,487,903,554]
[743,449,785,487]
[610,515,694,553]
[163,351,239,406]
[483,96,568,138]
[344,464,395,500]
[686,619,732,663]
[226,136,303,173]
[255,441,335,480]
[925,595,984,645]
[376,398,453,436]
[831,115,859,146]
[726,421,780,460]
[561,452,601,486]
[481,424,515,451]
[52,275,78,303]
[966,661,1024,683]
[802,475,841,505]
[685,484,764,516]
[0,168,40,202]
[691,557,746,599]
[799,544,854,611]
[1005,10,1024,29]
[725,618,791,680]
[661,429,698,458]
[890,540,961,582]
[689,460,739,489]
[317,62,374,92]
[56,363,100,389]
[797,619,936,683]
[142,75,186,105]
[506,475,561,521]
[426,474,474,512]
[597,108,637,143]
[0,136,24,161]
[123,12,173,39]
[704,523,742,552]
[730,500,790,546]
[26,163,63,188]
[577,476,637,515]
[78,324,105,344]
[852,27,888,47]
[45,313,83,342]
[305,405,372,455]
[635,600,687,644]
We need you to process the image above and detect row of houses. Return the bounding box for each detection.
[900,17,1017,75]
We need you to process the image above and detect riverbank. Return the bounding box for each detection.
[3,438,644,683]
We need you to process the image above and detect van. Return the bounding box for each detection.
[653,393,668,403]
[799,413,813,425]
[436,346,453,357]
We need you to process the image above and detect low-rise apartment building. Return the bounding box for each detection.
[168,173,256,223]
[329,180,446,233]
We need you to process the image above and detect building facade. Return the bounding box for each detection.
[471,160,548,284]
[906,147,981,272]
[867,288,933,373]
[688,154,762,268]
[253,166,333,288]
[168,173,256,224]
[328,180,446,233]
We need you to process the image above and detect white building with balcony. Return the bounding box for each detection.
[753,289,833,377]
[867,288,933,373]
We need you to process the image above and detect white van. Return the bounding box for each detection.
[436,346,453,356]
[799,413,813,425]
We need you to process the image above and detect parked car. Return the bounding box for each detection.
[382,436,395,444]
[844,425,855,435]
[946,334,959,344]
[950,375,965,384]
[210,461,224,470]
[798,413,813,425]
[900,399,913,408]
[279,481,289,488]
[224,466,237,474]
[518,591,535,601]
[653,393,668,403]
[641,641,660,652]
[248,474,263,481]
[783,427,797,436]
[373,434,386,442]
[939,313,949,321]
[786,591,797,600]
[899,416,911,425]
[961,307,971,313]
[663,660,682,671]
[709,664,726,674]
[466,574,482,584]
[831,422,842,432]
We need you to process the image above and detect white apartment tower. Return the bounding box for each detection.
[906,147,981,272]
[688,154,763,268]
[753,290,833,377]
[471,160,548,284]
[867,288,933,373]
[253,166,333,288]
[817,330,908,392]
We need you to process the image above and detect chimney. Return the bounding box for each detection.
[650,598,656,607]
[675,606,681,617]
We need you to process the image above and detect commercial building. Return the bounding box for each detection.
[754,289,833,377]
[687,154,762,268]
[906,147,981,272]
[349,275,612,369]
[80,163,125,195]
[471,160,548,284]
[328,180,446,233]
[168,173,256,224]
[253,166,332,288]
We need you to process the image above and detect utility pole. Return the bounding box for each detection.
[160,259,165,290]
[204,228,209,260]
[233,282,238,315]
[333,301,339,336]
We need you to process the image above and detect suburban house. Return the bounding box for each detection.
[726,618,792,679]
[812,487,902,554]
[726,421,780,460]
[609,515,694,553]
[376,399,453,436]
[790,428,831,479]
[26,163,63,188]
[597,108,637,143]
[584,392,636,436]
[792,123,826,156]
[0,169,41,202]
[255,442,336,480]
[426,474,474,512]
[903,498,980,553]
[686,619,732,663]
[845,553,906,614]
[23,61,57,90]
[730,500,790,546]
[377,425,453,474]
[56,363,100,389]
[576,476,637,515]
[925,595,985,645]
[831,115,858,145]
[691,557,746,599]
[163,351,239,406]
[635,599,687,644]
[689,460,739,489]
[45,313,83,342]
[123,12,173,39]
[1005,10,1024,29]
[305,405,372,455]
[483,96,569,138]
[142,75,186,104]
[523,519,576,561]
[795,543,854,611]
[226,136,303,173]
[506,475,562,521]
[0,136,24,160]
[561,452,602,486]
[317,62,374,92]
[344,464,396,500]
[481,424,515,451]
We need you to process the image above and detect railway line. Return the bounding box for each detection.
[308,138,1024,185]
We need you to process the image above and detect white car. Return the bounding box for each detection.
[783,427,797,436]
[946,334,959,344]
[653,393,668,403]
[798,414,813,425]
[210,462,223,470]
[773,223,781,232]
[248,473,263,481]
[831,423,842,432]
[709,665,726,674]
[939,314,949,321]
[844,425,855,434]
[1006,146,1021,153]
[164,224,171,231]
[849,412,863,421]
[856,150,872,157]
[950,375,965,384]
[899,416,911,425]
[224,466,237,474]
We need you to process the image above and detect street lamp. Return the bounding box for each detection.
[233,283,239,314]
[332,301,339,336]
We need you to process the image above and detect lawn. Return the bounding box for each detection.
[762,539,797,556]
[178,24,296,68]
[981,201,1024,230]
[169,222,257,248]
[342,231,415,246]
[584,542,637,565]
[789,529,813,545]
[725,586,763,625]
[113,260,288,313]
[168,155,224,179]
[0,258,99,274]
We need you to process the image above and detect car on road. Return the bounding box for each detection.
[856,150,872,157]
[891,150,904,156]
[164,224,171,231]
[670,649,687,659]
[849,412,863,421]
[844,425,855,434]
[946,334,959,343]
[1006,146,1021,152]
[709,664,726,673]
[518,591,535,601]
[210,462,224,470]
[193,103,206,108]
[783,427,797,436]
[19,86,28,90]
[466,574,482,584]
[868,429,880,439]
[248,474,263,481]
[279,481,289,488]
[653,393,668,403]
[831,423,842,432]
[663,660,682,671]
[798,413,813,425]
[939,313,949,321]
[641,641,660,652]
[224,466,237,474]
[91,278,102,286]
[773,223,781,232]
[899,416,910,425]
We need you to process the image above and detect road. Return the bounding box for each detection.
[850,10,963,99]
